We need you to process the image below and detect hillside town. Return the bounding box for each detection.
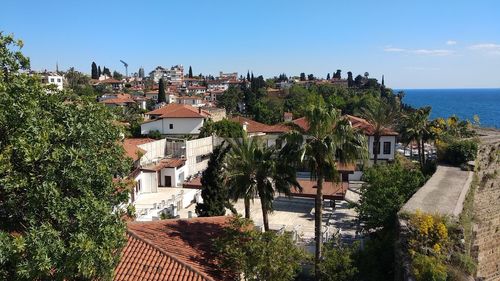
[1,30,499,281]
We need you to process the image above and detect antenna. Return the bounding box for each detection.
[120,60,128,77]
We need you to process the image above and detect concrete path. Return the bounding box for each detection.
[402,165,473,217]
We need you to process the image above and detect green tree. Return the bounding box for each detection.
[361,100,399,164]
[112,70,123,80]
[225,134,300,231]
[283,103,367,276]
[218,86,242,115]
[199,119,243,138]
[326,73,331,80]
[157,78,166,103]
[0,33,131,280]
[213,216,306,281]
[188,65,193,78]
[195,144,235,216]
[91,61,98,79]
[0,32,30,82]
[356,163,424,230]
[300,72,306,81]
[65,67,91,90]
[401,107,431,167]
[347,71,353,87]
[317,243,359,281]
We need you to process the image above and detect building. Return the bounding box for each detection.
[122,136,216,220]
[92,78,123,91]
[177,96,205,107]
[187,85,207,95]
[141,104,210,136]
[292,115,398,165]
[230,116,289,147]
[149,65,184,84]
[114,216,234,281]
[99,93,136,107]
[40,72,64,90]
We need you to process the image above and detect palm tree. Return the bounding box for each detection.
[361,100,399,164]
[283,103,367,276]
[225,133,300,231]
[401,107,431,166]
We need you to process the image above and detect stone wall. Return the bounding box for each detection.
[471,129,500,280]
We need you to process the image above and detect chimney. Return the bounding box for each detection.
[242,121,248,132]
[198,107,202,114]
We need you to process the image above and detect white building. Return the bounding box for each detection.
[149,65,184,84]
[41,72,64,90]
[141,104,210,136]
[122,136,216,220]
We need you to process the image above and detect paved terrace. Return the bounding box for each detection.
[401,165,473,217]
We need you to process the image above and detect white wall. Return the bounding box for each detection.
[368,135,396,161]
[139,171,157,193]
[141,119,163,135]
[138,138,166,166]
[141,118,204,135]
[185,136,213,177]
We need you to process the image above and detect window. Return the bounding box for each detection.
[196,154,210,163]
[373,141,380,155]
[50,78,55,82]
[383,142,391,154]
[169,124,173,129]
[57,78,61,82]
[275,139,283,149]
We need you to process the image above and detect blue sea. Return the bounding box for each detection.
[400,88,500,129]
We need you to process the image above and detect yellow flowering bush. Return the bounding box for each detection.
[408,210,449,256]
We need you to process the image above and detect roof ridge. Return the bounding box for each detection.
[126,229,215,281]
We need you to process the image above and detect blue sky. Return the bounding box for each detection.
[2,0,500,88]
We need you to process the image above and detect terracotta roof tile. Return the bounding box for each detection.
[230,116,290,134]
[146,104,210,118]
[123,138,156,161]
[114,217,234,281]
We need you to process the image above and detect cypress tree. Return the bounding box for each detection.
[188,66,193,78]
[158,78,166,103]
[326,73,331,80]
[347,71,353,87]
[195,143,234,217]
[247,71,250,81]
[91,62,98,79]
[98,66,102,77]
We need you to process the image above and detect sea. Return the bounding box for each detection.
[399,88,500,129]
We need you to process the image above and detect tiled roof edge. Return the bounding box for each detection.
[126,229,215,281]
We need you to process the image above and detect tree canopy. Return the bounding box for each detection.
[0,33,131,280]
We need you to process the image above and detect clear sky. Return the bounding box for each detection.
[2,0,499,89]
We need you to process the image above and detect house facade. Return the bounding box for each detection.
[140,104,210,136]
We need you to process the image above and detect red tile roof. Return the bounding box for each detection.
[292,115,398,136]
[114,217,234,281]
[101,94,136,105]
[230,116,290,134]
[146,104,210,118]
[123,138,156,161]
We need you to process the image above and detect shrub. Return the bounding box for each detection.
[439,139,478,166]
[317,243,359,281]
[411,253,447,281]
[147,129,162,139]
[450,252,476,275]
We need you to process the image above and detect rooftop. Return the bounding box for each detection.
[123,138,156,161]
[146,104,210,119]
[114,216,233,281]
[230,116,290,134]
